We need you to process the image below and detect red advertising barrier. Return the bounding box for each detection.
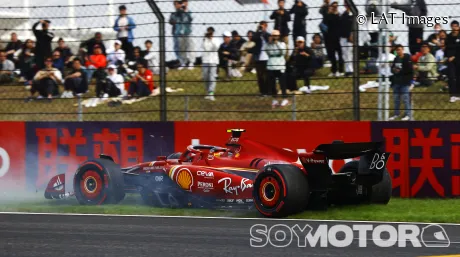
[0,122,26,189]
[174,121,371,172]
[0,120,459,198]
[371,121,460,198]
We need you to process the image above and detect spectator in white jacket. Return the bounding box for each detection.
[86,64,126,108]
[143,40,160,75]
[201,27,220,101]
[265,30,288,108]
[107,40,126,66]
[96,64,126,98]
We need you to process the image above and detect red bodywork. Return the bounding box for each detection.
[45,131,325,203]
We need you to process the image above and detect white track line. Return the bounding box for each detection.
[0,211,459,226]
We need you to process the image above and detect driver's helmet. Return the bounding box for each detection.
[185,152,195,162]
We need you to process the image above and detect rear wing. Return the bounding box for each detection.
[313,141,384,160]
[314,141,390,186]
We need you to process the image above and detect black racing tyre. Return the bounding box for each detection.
[74,158,125,205]
[253,164,310,218]
[370,167,392,204]
[338,160,392,205]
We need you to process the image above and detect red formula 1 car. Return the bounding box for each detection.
[45,129,392,218]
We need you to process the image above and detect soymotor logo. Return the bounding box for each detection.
[250,224,450,248]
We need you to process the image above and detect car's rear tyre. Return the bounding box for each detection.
[74,158,125,205]
[369,166,392,204]
[253,164,309,218]
[338,160,392,205]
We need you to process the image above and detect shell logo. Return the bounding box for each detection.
[169,166,193,192]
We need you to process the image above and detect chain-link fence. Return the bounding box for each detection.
[0,0,458,121]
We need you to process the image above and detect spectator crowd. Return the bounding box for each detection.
[0,0,459,116]
[0,4,158,106]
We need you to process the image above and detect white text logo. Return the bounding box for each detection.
[250,224,450,248]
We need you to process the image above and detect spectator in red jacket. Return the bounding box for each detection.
[84,44,107,84]
[126,60,154,98]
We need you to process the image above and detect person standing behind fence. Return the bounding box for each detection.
[170,1,182,62]
[265,30,288,108]
[201,27,220,101]
[143,40,160,75]
[253,21,271,97]
[365,0,381,59]
[389,44,413,121]
[169,0,194,70]
[324,2,344,77]
[270,0,290,59]
[391,0,427,55]
[319,0,330,40]
[114,5,136,60]
[445,20,460,103]
[340,2,354,77]
[289,0,308,47]
[33,20,54,69]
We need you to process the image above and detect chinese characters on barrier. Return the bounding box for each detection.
[35,128,143,188]
[382,128,459,197]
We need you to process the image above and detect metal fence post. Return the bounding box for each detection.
[146,0,166,121]
[77,96,83,122]
[291,95,296,121]
[346,0,360,121]
[184,96,189,121]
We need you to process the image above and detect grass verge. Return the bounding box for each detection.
[1,195,458,223]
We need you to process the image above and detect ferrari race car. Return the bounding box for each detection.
[45,129,392,218]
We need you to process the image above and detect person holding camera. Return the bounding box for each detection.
[324,1,344,77]
[252,21,271,96]
[169,0,194,70]
[201,27,220,101]
[265,30,289,108]
[290,0,308,47]
[389,44,413,121]
[270,0,291,59]
[287,36,315,94]
[33,19,54,69]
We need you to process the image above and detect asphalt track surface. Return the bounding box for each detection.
[1,213,460,257]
